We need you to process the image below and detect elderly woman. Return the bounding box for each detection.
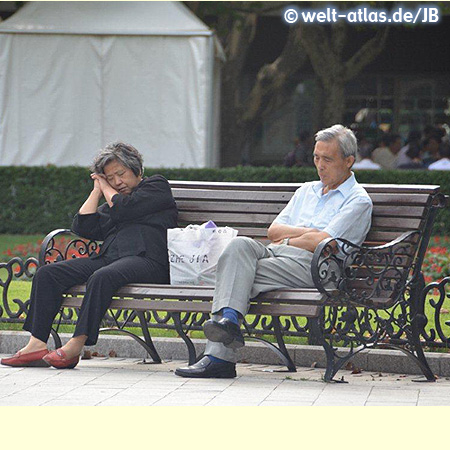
[1,142,177,369]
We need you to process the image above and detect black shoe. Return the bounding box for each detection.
[203,318,245,350]
[175,356,236,378]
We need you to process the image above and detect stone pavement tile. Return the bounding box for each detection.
[206,398,261,406]
[0,386,31,398]
[260,400,315,406]
[93,368,152,378]
[267,390,321,401]
[322,383,372,392]
[214,390,275,400]
[153,395,216,406]
[98,397,163,406]
[184,376,235,384]
[19,383,77,397]
[417,398,450,406]
[177,382,237,392]
[231,376,281,386]
[368,387,419,403]
[0,368,56,380]
[208,389,270,401]
[131,380,186,390]
[313,397,369,406]
[84,379,141,389]
[45,398,108,406]
[52,386,123,405]
[0,394,55,406]
[365,401,417,406]
[116,386,174,394]
[173,386,227,394]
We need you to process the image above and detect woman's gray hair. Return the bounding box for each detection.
[91,142,144,176]
[315,124,358,159]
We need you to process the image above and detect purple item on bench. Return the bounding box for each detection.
[203,220,217,229]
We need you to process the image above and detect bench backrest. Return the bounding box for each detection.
[169,180,444,305]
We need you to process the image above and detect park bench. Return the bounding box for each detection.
[39,180,446,382]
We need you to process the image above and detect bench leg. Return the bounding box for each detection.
[272,316,296,372]
[242,316,296,372]
[400,274,436,381]
[309,313,360,383]
[50,328,62,349]
[99,310,162,363]
[136,311,162,363]
[172,312,197,365]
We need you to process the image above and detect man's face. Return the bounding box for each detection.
[426,138,440,155]
[313,139,354,190]
[103,160,142,195]
[390,137,402,154]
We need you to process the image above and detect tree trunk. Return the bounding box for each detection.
[322,79,346,127]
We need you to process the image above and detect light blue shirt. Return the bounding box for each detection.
[274,173,373,247]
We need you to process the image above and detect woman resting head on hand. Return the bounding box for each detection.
[1,142,178,369]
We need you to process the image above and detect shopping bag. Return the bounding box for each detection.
[167,221,238,285]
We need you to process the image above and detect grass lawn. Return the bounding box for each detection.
[2,280,449,350]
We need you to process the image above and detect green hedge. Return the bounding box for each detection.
[0,166,449,234]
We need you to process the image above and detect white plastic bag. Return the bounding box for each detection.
[168,221,238,285]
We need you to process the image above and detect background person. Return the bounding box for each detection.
[372,133,402,169]
[284,131,313,167]
[396,130,422,168]
[422,135,442,168]
[428,143,450,170]
[352,145,381,170]
[1,142,177,369]
[397,145,425,170]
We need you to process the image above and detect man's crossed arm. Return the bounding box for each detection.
[267,223,332,253]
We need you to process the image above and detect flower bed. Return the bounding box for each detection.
[423,236,450,284]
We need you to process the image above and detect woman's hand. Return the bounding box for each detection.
[91,175,102,194]
[91,173,118,208]
[91,173,111,193]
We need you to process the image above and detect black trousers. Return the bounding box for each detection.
[23,255,169,346]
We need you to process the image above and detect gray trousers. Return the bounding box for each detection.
[204,237,315,363]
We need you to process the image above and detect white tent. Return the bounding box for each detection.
[0,1,223,168]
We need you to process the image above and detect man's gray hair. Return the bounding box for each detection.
[91,142,144,176]
[315,124,358,159]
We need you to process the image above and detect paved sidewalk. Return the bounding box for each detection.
[1,355,450,406]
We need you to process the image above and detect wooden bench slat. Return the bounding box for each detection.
[370,217,422,229]
[65,284,325,303]
[176,201,427,219]
[173,189,293,202]
[173,189,433,208]
[170,181,440,195]
[61,297,320,318]
[178,213,424,229]
[371,205,426,217]
[178,211,278,225]
[176,200,285,214]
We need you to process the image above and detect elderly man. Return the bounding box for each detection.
[176,124,373,378]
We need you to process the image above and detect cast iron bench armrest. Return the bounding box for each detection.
[311,230,420,306]
[39,228,101,266]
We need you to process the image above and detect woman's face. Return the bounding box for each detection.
[103,160,142,195]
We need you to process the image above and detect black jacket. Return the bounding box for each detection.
[72,175,178,268]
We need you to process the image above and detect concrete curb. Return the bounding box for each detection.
[1,331,449,377]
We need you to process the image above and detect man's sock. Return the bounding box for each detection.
[208,355,232,364]
[222,307,240,325]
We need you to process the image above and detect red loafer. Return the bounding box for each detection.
[43,349,80,369]
[1,349,50,367]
